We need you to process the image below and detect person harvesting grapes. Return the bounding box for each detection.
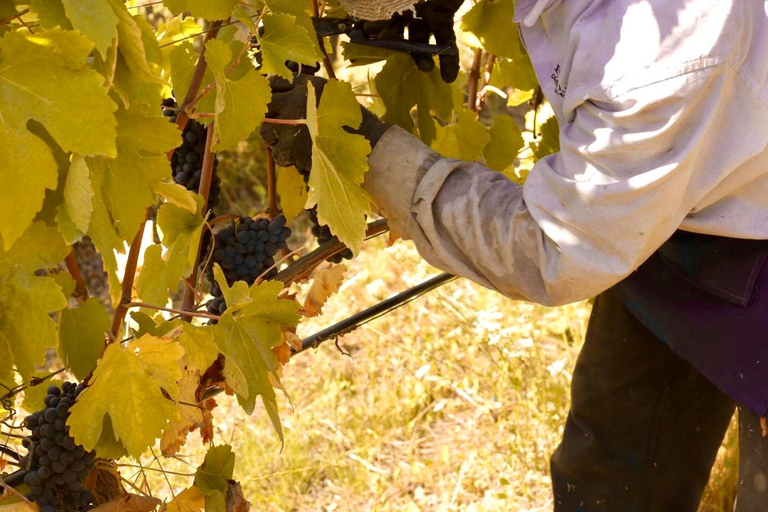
[261,0,768,510]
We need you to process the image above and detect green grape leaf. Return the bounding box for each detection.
[156,15,203,47]
[264,0,323,60]
[21,372,66,414]
[461,0,518,58]
[257,13,317,80]
[163,0,238,20]
[91,414,129,459]
[431,109,490,162]
[58,298,110,381]
[61,0,118,58]
[0,223,69,381]
[135,245,180,307]
[157,198,206,273]
[152,181,199,214]
[67,335,184,458]
[51,271,77,298]
[374,52,453,145]
[277,166,307,222]
[211,280,300,440]
[340,41,394,66]
[489,56,538,92]
[305,80,372,254]
[64,155,95,233]
[0,1,17,19]
[195,445,235,512]
[130,311,183,339]
[30,0,71,29]
[213,264,251,309]
[99,106,181,239]
[205,39,271,152]
[483,115,524,172]
[178,324,219,375]
[532,115,560,161]
[87,159,126,306]
[0,28,118,249]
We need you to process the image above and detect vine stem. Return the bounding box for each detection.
[0,8,28,25]
[110,212,149,338]
[311,0,337,80]
[64,251,89,299]
[180,122,217,319]
[477,53,496,112]
[262,118,307,126]
[126,302,220,321]
[0,475,32,503]
[467,48,484,113]
[266,148,279,217]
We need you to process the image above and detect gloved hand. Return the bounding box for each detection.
[361,0,464,83]
[259,75,389,169]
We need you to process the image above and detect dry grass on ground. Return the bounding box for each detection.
[147,238,738,511]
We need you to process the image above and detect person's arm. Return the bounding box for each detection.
[364,64,768,306]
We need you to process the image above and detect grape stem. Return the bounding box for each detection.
[64,251,89,300]
[477,53,497,112]
[110,212,149,339]
[266,148,279,217]
[125,302,221,321]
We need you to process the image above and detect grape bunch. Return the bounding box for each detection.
[21,382,97,512]
[161,98,221,209]
[307,208,353,264]
[205,215,292,317]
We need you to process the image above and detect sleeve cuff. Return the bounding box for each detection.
[363,126,440,236]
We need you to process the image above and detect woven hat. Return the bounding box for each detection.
[338,0,420,20]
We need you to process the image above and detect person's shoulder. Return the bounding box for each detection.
[568,0,765,100]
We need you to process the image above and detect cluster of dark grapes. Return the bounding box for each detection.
[205,215,292,318]
[21,382,96,512]
[161,98,221,209]
[307,208,353,264]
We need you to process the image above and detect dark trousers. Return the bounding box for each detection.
[550,287,768,511]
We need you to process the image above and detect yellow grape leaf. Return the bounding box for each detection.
[160,365,212,456]
[257,13,317,80]
[177,324,220,374]
[156,16,203,47]
[531,115,560,161]
[305,80,372,254]
[152,181,198,214]
[302,264,346,317]
[0,28,118,249]
[61,0,118,58]
[166,487,205,512]
[63,154,95,234]
[0,223,69,381]
[205,39,271,152]
[58,298,111,381]
[97,105,182,239]
[483,115,524,172]
[67,335,184,458]
[106,0,164,84]
[277,166,307,223]
[431,109,490,162]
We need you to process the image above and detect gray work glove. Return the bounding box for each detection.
[259,75,389,170]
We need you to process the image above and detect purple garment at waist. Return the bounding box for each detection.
[614,231,768,415]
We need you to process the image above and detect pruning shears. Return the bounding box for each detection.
[311,16,458,58]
